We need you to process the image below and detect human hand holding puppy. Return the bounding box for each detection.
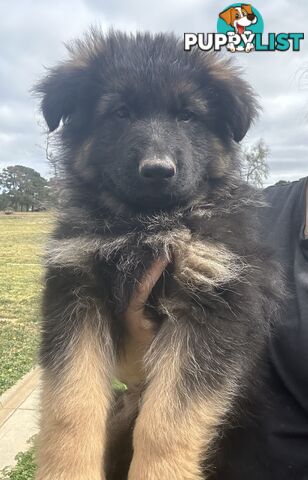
[124,257,169,341]
[115,257,169,390]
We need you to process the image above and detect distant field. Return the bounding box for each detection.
[0,212,53,394]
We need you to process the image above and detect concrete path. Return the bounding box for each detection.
[0,368,40,470]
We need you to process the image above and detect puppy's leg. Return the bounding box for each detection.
[36,302,113,480]
[128,323,235,480]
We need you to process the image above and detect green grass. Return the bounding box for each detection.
[0,446,35,480]
[0,212,126,479]
[0,212,53,394]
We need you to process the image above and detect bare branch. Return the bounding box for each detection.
[242,139,270,188]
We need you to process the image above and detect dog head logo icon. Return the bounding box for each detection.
[219,4,257,35]
[217,3,263,52]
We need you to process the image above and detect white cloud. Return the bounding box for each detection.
[0,0,307,184]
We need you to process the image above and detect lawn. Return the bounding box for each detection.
[0,212,53,394]
[0,445,35,480]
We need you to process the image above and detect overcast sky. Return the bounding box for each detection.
[1,0,307,185]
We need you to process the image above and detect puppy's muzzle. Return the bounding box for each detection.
[139,156,176,181]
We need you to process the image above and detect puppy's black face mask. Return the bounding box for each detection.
[36,32,258,212]
[87,80,219,210]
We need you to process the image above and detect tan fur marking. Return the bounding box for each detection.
[173,237,246,291]
[99,189,134,216]
[129,344,233,480]
[46,229,246,292]
[35,323,112,480]
[74,138,96,181]
[68,37,104,69]
[206,138,231,179]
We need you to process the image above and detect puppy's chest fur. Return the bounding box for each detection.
[46,196,253,321]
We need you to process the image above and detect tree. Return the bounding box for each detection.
[45,133,60,178]
[37,120,60,178]
[242,139,269,188]
[0,165,49,211]
[0,193,10,210]
[44,134,62,208]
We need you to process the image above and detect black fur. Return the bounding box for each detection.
[36,30,283,478]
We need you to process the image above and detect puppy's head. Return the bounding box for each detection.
[36,30,258,211]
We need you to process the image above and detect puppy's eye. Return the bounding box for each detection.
[115,106,130,119]
[177,110,194,122]
[235,13,240,18]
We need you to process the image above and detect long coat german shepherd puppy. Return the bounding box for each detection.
[35,30,283,480]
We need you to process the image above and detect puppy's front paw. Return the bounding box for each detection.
[173,238,246,292]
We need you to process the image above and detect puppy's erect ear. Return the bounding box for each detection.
[35,63,96,132]
[219,8,234,26]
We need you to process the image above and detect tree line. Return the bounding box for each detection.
[0,165,56,212]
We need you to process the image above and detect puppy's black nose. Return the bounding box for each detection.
[247,13,255,21]
[139,157,176,180]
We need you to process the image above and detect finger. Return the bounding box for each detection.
[130,257,169,308]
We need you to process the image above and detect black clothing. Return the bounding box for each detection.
[213,178,308,480]
[263,178,308,479]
